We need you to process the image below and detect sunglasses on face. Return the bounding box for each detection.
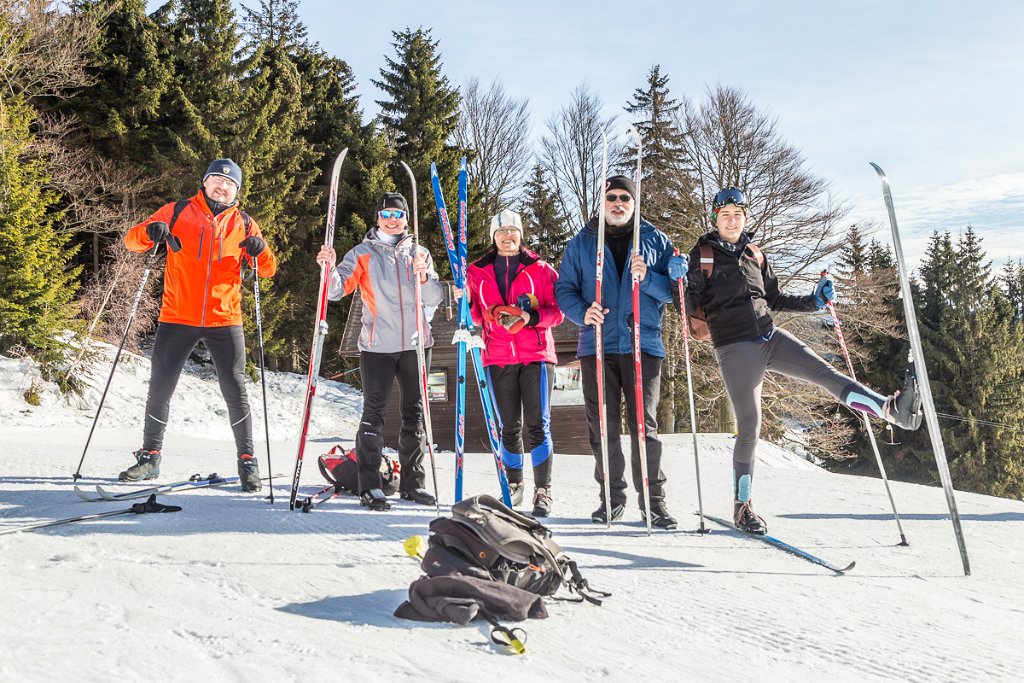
[379,209,406,220]
[606,193,633,203]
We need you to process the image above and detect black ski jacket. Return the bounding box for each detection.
[684,231,819,348]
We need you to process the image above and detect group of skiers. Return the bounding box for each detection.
[120,159,923,534]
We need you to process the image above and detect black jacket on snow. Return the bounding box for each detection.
[684,230,819,348]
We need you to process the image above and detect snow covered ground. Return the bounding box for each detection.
[1,348,1023,682]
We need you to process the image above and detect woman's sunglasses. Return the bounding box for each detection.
[379,209,406,220]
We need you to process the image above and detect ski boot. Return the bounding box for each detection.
[508,481,525,507]
[734,499,767,535]
[884,368,924,430]
[641,499,678,530]
[591,501,625,524]
[531,486,552,518]
[237,454,263,493]
[360,488,392,511]
[119,449,161,482]
[399,488,436,506]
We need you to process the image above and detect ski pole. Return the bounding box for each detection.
[399,160,442,517]
[627,122,652,536]
[871,162,968,575]
[593,129,613,528]
[0,494,181,536]
[823,277,908,546]
[676,249,708,534]
[249,255,274,504]
[73,236,179,480]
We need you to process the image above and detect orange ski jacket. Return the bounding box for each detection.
[124,191,277,328]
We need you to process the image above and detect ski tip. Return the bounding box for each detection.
[836,561,856,574]
[869,162,887,179]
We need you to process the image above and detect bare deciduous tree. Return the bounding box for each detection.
[541,83,621,224]
[454,77,531,217]
[680,85,846,284]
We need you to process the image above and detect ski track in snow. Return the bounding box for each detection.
[1,349,1023,682]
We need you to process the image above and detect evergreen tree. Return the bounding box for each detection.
[372,27,466,270]
[624,65,699,432]
[67,0,171,162]
[234,0,315,366]
[889,229,1024,498]
[281,45,389,374]
[0,86,82,369]
[59,0,172,273]
[151,0,243,198]
[623,65,699,244]
[519,164,570,263]
[1001,260,1024,322]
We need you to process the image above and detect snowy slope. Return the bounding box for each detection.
[1,351,1022,682]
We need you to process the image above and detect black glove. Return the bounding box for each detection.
[146,221,170,243]
[239,236,266,258]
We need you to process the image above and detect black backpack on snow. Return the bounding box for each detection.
[421,495,609,605]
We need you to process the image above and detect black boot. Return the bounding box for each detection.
[400,488,436,506]
[237,454,263,493]
[734,499,767,535]
[641,499,678,530]
[360,488,392,511]
[119,449,161,482]
[885,368,924,430]
[591,501,625,524]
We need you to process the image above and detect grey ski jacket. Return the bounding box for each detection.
[328,229,443,353]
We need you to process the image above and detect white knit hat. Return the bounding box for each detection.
[489,209,523,242]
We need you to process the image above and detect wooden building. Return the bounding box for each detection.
[339,282,592,455]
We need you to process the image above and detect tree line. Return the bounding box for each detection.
[0,0,1021,498]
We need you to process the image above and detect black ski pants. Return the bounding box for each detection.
[486,362,555,488]
[355,349,429,495]
[143,322,252,456]
[580,352,666,506]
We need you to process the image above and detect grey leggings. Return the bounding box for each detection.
[715,327,886,487]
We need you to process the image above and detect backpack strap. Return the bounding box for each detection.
[169,199,190,232]
[745,243,764,269]
[699,243,714,278]
[241,211,252,236]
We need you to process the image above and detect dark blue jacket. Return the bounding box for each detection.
[555,216,675,358]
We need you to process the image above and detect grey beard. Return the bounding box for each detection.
[605,211,632,227]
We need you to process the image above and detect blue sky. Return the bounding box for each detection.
[272,1,1023,270]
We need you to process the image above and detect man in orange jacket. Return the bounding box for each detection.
[122,159,277,492]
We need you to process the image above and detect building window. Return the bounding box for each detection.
[427,369,447,402]
[551,362,584,406]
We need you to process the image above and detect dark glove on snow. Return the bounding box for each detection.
[239,236,266,259]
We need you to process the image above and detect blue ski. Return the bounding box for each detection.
[429,159,511,506]
[703,514,855,574]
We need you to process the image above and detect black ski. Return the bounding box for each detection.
[299,483,341,513]
[703,514,855,574]
[0,495,182,536]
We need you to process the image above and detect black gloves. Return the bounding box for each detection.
[239,236,266,258]
[146,221,170,243]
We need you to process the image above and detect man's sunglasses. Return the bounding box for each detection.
[379,209,406,220]
[606,193,633,203]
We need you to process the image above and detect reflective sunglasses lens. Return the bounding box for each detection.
[380,209,405,219]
